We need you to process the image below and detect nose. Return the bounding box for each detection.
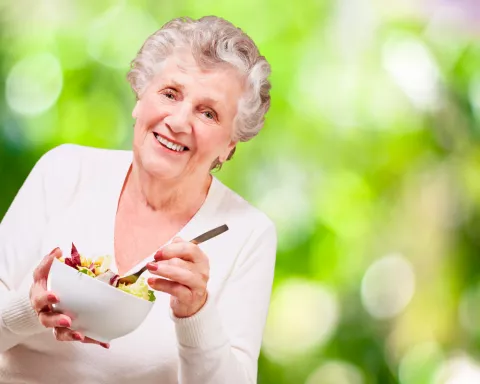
[163,103,192,134]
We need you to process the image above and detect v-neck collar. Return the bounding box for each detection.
[103,149,223,276]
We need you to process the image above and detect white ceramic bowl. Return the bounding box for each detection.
[47,258,154,343]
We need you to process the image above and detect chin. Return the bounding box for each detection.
[144,158,184,180]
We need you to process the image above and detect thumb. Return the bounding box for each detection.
[154,238,183,260]
[33,247,62,282]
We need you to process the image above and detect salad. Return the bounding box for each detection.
[59,243,156,302]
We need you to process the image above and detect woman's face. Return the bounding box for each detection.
[132,51,243,182]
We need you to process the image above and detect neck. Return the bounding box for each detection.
[125,162,212,218]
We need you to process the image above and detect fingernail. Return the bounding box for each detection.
[49,247,60,256]
[48,294,58,303]
[147,278,155,285]
[154,251,162,260]
[146,262,158,271]
[73,332,83,341]
[101,343,110,349]
[59,319,70,327]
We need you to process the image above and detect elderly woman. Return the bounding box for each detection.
[0,15,276,383]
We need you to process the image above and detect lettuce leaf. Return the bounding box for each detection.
[77,266,96,278]
[117,277,156,302]
[148,290,156,302]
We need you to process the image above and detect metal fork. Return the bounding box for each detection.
[116,224,229,285]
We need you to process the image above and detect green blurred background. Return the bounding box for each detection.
[2,0,480,383]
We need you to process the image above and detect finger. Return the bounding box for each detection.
[31,289,59,313]
[147,264,204,289]
[39,311,72,328]
[156,242,203,263]
[54,328,109,348]
[147,277,193,302]
[153,237,184,259]
[160,258,209,282]
[81,336,110,349]
[150,258,194,271]
[33,247,62,282]
[54,327,79,342]
[149,259,209,282]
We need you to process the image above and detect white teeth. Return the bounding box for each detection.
[155,134,185,152]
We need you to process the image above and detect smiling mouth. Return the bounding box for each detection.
[153,132,189,152]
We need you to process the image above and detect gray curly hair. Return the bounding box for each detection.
[127,16,272,170]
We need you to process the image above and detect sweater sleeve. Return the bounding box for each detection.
[172,221,277,384]
[0,145,78,353]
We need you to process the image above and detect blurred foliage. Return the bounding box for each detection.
[2,0,480,383]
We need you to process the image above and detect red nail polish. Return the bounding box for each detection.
[147,278,155,285]
[73,333,82,341]
[59,319,70,327]
[154,251,162,260]
[101,343,110,349]
[48,294,57,302]
[146,262,158,271]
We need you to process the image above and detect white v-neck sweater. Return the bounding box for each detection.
[0,144,277,384]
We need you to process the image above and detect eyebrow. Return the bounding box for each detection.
[169,80,185,91]
[201,96,220,107]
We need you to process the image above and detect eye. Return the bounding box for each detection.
[203,110,217,121]
[160,89,177,100]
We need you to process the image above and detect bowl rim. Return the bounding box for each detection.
[50,258,155,306]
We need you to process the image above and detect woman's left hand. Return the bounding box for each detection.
[146,237,210,318]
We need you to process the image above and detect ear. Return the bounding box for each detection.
[219,140,237,163]
[132,100,140,119]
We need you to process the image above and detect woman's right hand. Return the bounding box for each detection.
[29,247,109,348]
